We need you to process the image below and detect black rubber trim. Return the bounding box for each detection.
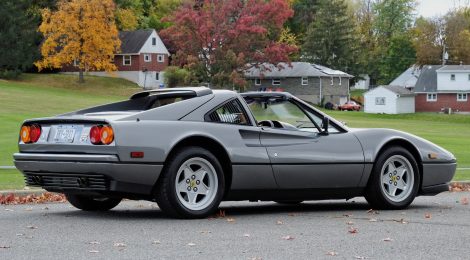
[420,183,449,195]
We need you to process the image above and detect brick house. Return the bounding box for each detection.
[414,65,470,112]
[244,62,353,105]
[62,29,170,89]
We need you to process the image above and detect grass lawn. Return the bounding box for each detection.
[0,73,139,190]
[0,74,468,190]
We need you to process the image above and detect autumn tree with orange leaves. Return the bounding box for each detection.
[36,0,121,83]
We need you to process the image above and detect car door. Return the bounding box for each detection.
[250,98,365,189]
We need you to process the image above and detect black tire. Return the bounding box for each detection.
[275,200,303,205]
[65,194,121,211]
[154,146,225,219]
[364,146,420,210]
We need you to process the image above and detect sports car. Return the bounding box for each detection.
[14,87,456,218]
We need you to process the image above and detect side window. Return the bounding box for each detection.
[206,100,250,125]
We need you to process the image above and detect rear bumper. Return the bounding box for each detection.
[420,162,456,195]
[14,153,162,197]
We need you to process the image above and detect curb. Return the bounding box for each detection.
[1,182,470,196]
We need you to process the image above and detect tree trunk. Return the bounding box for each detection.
[78,69,84,83]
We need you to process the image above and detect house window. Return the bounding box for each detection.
[272,78,281,85]
[330,77,334,85]
[255,78,261,85]
[301,77,308,85]
[457,93,468,102]
[157,54,165,63]
[468,74,470,81]
[156,72,160,81]
[144,54,151,62]
[123,55,131,66]
[73,59,79,67]
[339,77,342,85]
[375,97,386,105]
[427,93,437,102]
[450,74,455,81]
[152,37,157,46]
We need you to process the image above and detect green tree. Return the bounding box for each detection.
[0,0,40,78]
[287,0,319,38]
[373,0,416,44]
[378,34,416,84]
[302,0,359,75]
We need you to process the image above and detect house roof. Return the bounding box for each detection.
[381,85,415,96]
[437,65,470,72]
[244,62,353,78]
[389,66,420,87]
[118,29,154,54]
[414,65,443,93]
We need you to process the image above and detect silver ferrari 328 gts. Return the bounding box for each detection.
[14,87,456,218]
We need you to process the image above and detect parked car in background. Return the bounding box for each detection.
[339,101,361,111]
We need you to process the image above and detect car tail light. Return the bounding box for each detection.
[90,125,102,145]
[89,125,114,145]
[20,124,42,144]
[30,124,42,143]
[100,126,114,145]
[20,125,31,143]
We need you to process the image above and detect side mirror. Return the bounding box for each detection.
[321,117,329,135]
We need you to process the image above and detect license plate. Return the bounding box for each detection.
[53,126,76,143]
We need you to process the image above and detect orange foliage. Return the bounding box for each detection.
[35,0,121,73]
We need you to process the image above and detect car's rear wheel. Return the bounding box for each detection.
[65,194,121,211]
[365,146,420,209]
[155,147,225,219]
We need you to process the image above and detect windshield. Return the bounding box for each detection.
[245,97,320,132]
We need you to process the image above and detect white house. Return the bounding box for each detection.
[352,74,370,90]
[364,85,415,114]
[63,29,170,89]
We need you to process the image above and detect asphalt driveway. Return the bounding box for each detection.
[1,192,469,260]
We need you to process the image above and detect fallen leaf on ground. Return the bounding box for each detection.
[243,234,251,237]
[461,197,469,205]
[187,242,196,246]
[343,213,352,217]
[152,240,161,245]
[369,218,377,222]
[0,192,66,205]
[282,235,295,240]
[248,257,262,260]
[348,227,358,234]
[26,225,37,229]
[24,207,33,211]
[276,220,284,225]
[216,210,226,218]
[393,218,408,224]
[326,251,338,256]
[4,208,13,211]
[226,218,235,223]
[367,209,379,214]
[382,238,393,242]
[355,256,367,259]
[200,230,211,234]
[424,213,432,219]
[16,233,25,236]
[450,183,470,192]
[113,242,126,248]
[88,241,100,245]
[89,250,99,253]
[346,221,354,225]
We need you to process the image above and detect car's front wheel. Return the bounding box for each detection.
[155,147,225,219]
[365,146,420,209]
[65,194,121,211]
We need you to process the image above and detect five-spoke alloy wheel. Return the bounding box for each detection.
[155,146,225,218]
[365,146,420,209]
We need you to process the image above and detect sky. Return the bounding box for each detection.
[417,0,469,17]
